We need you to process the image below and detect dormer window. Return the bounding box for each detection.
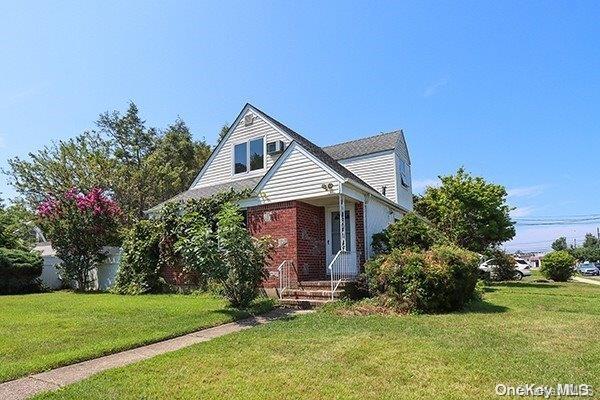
[234,138,264,174]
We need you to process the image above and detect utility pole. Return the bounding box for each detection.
[597,227,599,241]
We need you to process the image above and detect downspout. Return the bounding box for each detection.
[364,193,371,260]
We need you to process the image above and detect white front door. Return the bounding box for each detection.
[325,204,357,275]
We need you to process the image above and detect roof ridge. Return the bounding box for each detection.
[323,130,402,149]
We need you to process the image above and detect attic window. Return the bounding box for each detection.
[234,137,265,174]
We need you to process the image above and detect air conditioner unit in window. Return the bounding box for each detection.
[266,140,285,155]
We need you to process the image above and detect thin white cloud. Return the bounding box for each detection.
[507,185,546,198]
[412,178,440,193]
[510,206,536,218]
[423,79,448,98]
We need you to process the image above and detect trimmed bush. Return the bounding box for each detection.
[365,245,479,313]
[541,251,575,282]
[113,220,163,294]
[484,249,517,281]
[214,203,271,308]
[0,248,43,294]
[372,212,447,255]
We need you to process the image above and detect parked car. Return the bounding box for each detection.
[478,258,532,280]
[577,262,600,276]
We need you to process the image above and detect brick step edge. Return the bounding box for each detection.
[282,290,341,299]
[279,298,331,309]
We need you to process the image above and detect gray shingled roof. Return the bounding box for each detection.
[147,177,262,214]
[323,131,400,160]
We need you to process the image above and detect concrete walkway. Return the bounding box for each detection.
[573,276,600,286]
[0,308,307,400]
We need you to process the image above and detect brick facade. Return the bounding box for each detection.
[248,201,301,288]
[355,202,366,269]
[248,199,365,288]
[296,201,326,281]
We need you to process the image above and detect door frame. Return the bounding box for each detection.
[324,203,356,268]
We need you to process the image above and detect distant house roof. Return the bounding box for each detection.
[147,177,262,214]
[323,131,401,160]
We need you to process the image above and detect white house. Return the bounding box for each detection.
[152,104,413,301]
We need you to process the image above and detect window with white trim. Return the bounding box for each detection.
[234,138,264,174]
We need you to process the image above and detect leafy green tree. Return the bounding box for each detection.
[551,237,569,251]
[541,251,576,282]
[5,133,115,209]
[96,102,158,219]
[414,168,515,253]
[218,123,230,143]
[0,201,36,250]
[583,233,599,248]
[145,119,211,204]
[6,102,212,222]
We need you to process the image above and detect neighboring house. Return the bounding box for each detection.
[150,104,413,299]
[34,243,121,291]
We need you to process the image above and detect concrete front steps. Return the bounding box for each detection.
[279,280,347,308]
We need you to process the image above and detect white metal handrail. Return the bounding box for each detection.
[328,250,360,300]
[278,260,293,299]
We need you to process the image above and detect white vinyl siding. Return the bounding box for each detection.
[257,145,340,203]
[365,197,395,258]
[193,112,287,188]
[339,151,397,203]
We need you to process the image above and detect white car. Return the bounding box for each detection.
[479,257,532,280]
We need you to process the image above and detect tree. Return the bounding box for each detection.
[218,123,230,143]
[6,102,212,223]
[414,168,515,253]
[583,233,599,248]
[96,102,158,219]
[552,237,569,251]
[37,188,122,290]
[145,119,211,204]
[5,132,115,209]
[0,200,36,250]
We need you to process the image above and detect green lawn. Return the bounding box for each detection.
[36,280,600,400]
[0,291,272,382]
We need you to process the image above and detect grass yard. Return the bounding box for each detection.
[36,280,600,400]
[0,291,272,383]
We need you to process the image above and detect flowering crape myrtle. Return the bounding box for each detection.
[37,187,122,290]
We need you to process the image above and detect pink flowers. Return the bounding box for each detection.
[37,187,122,219]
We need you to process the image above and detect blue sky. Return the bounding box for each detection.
[1,1,599,251]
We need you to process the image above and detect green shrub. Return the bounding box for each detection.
[371,231,390,255]
[113,220,163,294]
[483,249,517,281]
[214,203,271,308]
[373,212,447,255]
[365,245,479,313]
[0,247,43,294]
[341,273,371,300]
[541,251,576,282]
